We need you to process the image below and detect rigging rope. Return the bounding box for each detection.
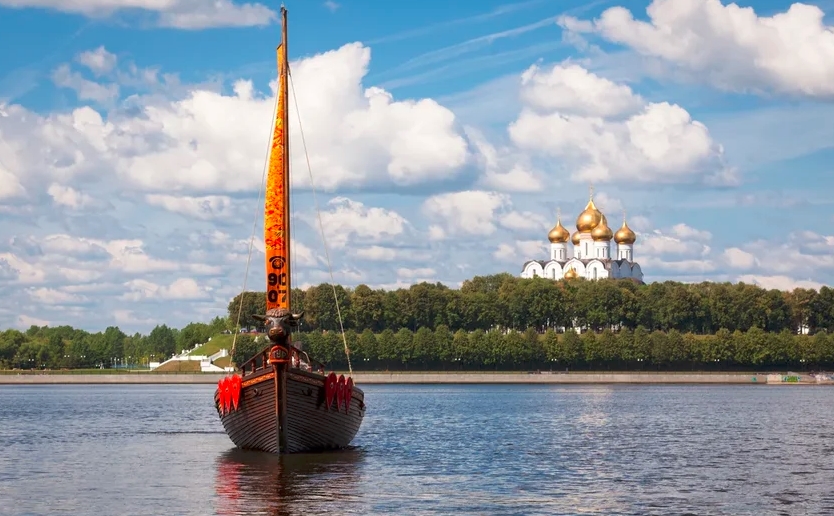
[288,65,354,376]
[229,86,278,367]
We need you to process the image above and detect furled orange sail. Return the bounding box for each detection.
[264,32,291,312]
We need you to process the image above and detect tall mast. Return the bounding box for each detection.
[281,6,291,311]
[264,6,291,313]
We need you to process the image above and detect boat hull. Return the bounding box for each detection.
[215,368,365,454]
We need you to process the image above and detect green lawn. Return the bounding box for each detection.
[191,334,235,356]
[213,356,231,368]
[153,360,202,373]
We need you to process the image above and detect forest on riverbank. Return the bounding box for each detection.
[230,273,834,335]
[1,274,832,371]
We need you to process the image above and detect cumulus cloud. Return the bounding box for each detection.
[47,184,96,210]
[51,64,120,104]
[422,190,511,240]
[494,240,548,263]
[467,127,543,193]
[2,31,832,332]
[314,197,408,249]
[736,274,825,292]
[121,278,212,301]
[0,165,26,200]
[145,194,236,220]
[76,46,118,76]
[0,0,278,29]
[559,0,834,98]
[509,62,735,185]
[722,247,757,270]
[520,62,644,117]
[734,231,834,278]
[3,43,470,200]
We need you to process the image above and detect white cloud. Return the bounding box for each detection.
[76,46,117,76]
[640,229,710,256]
[736,274,824,292]
[722,247,757,270]
[735,231,834,277]
[2,33,833,332]
[122,278,212,301]
[315,197,408,249]
[559,0,834,98]
[145,194,236,220]
[499,210,549,233]
[0,165,25,200]
[467,127,544,193]
[0,0,278,29]
[4,43,469,198]
[397,267,436,279]
[670,223,711,242]
[51,64,120,103]
[47,183,95,209]
[422,190,511,238]
[520,62,644,117]
[494,240,548,263]
[353,246,398,261]
[508,62,734,186]
[630,220,716,278]
[28,287,88,306]
[17,314,49,328]
[591,191,623,217]
[324,1,339,13]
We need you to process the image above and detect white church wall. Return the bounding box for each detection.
[585,260,608,280]
[522,262,544,279]
[543,261,564,279]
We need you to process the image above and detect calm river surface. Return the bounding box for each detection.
[1,384,833,515]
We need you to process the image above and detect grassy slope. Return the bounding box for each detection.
[153,360,201,373]
[213,356,231,368]
[191,334,235,356]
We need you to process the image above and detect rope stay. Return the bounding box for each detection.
[229,86,277,366]
[288,65,353,376]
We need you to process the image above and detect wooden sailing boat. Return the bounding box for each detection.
[214,7,365,454]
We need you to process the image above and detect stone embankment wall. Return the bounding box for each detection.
[0,372,779,385]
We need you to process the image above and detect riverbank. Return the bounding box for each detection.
[2,371,832,385]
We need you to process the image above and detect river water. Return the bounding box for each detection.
[1,384,832,515]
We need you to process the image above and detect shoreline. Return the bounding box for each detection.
[1,372,831,385]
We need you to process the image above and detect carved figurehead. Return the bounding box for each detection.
[253,308,304,345]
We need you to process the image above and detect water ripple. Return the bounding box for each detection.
[1,384,833,515]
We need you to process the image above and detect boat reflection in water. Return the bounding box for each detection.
[214,447,365,516]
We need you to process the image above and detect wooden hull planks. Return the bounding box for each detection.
[215,368,365,454]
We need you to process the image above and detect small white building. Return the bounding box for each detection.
[520,192,644,283]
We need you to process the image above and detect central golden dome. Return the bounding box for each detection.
[576,198,602,232]
[547,215,570,243]
[591,214,613,241]
[564,267,579,280]
[614,217,637,244]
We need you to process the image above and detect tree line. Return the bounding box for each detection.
[229,274,834,335]
[231,326,834,371]
[3,274,833,371]
[0,318,227,370]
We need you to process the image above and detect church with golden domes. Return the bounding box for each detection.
[520,188,644,283]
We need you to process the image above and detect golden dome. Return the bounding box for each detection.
[547,212,570,243]
[614,216,637,245]
[571,231,581,245]
[591,214,613,241]
[563,267,579,280]
[575,198,602,232]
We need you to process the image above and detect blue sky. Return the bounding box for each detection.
[1,0,833,332]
